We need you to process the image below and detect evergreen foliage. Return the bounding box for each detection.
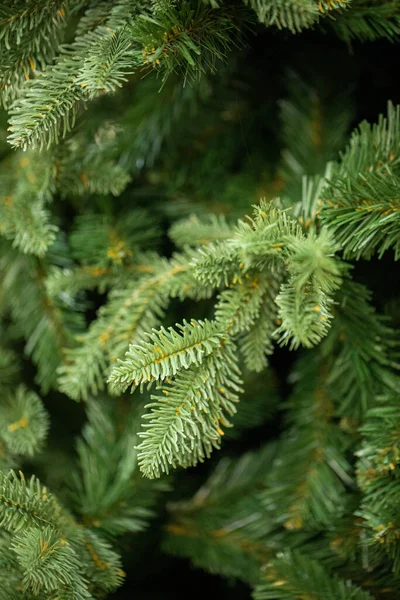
[1,0,400,598]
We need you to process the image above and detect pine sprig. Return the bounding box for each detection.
[0,470,70,533]
[108,319,226,392]
[12,526,90,599]
[0,0,70,107]
[75,26,136,96]
[137,343,242,478]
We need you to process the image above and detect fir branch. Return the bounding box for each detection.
[75,0,145,35]
[333,101,400,181]
[7,46,87,150]
[56,124,131,197]
[192,239,241,287]
[136,342,242,478]
[226,372,280,437]
[278,70,354,203]
[46,265,117,297]
[359,397,400,475]
[0,347,20,388]
[6,0,247,150]
[214,276,268,335]
[75,27,136,96]
[12,526,90,598]
[274,282,334,349]
[234,200,303,270]
[285,227,343,292]
[274,228,344,349]
[0,0,70,107]
[108,319,226,392]
[7,19,136,150]
[68,211,159,265]
[0,470,70,533]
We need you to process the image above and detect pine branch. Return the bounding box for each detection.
[12,526,90,599]
[137,342,242,477]
[0,470,70,533]
[0,0,70,107]
[75,26,136,96]
[108,319,226,392]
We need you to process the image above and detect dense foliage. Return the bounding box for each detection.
[1,1,400,598]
